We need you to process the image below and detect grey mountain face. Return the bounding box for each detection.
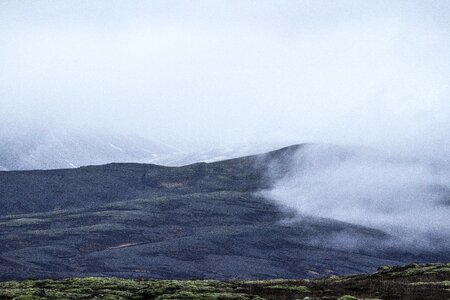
[0,128,175,170]
[0,128,276,170]
[0,144,448,281]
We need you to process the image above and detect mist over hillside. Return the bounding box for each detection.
[263,144,450,253]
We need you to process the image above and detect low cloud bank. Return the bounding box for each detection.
[263,144,450,252]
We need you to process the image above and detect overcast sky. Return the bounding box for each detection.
[1,1,449,151]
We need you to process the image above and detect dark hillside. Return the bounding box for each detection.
[0,145,301,216]
[0,144,448,281]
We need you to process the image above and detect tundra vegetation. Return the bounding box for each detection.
[1,263,449,299]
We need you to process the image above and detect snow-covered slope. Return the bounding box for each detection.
[0,128,175,170]
[142,143,280,167]
[0,128,278,170]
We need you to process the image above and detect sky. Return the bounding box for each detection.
[1,0,450,151]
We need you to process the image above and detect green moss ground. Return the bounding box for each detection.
[1,263,449,299]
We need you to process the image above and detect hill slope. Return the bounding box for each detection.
[0,145,448,281]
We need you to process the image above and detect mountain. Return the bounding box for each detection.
[139,143,281,167]
[0,145,448,281]
[0,128,174,170]
[0,127,278,170]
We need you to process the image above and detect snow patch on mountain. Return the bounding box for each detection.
[0,128,175,170]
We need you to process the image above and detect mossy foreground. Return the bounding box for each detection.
[1,263,449,300]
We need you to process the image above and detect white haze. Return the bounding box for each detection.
[263,144,450,251]
[1,1,450,249]
[1,1,450,151]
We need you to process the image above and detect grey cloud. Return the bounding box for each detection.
[262,144,450,251]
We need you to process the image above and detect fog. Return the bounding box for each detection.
[1,1,449,151]
[263,144,450,251]
[1,1,450,247]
